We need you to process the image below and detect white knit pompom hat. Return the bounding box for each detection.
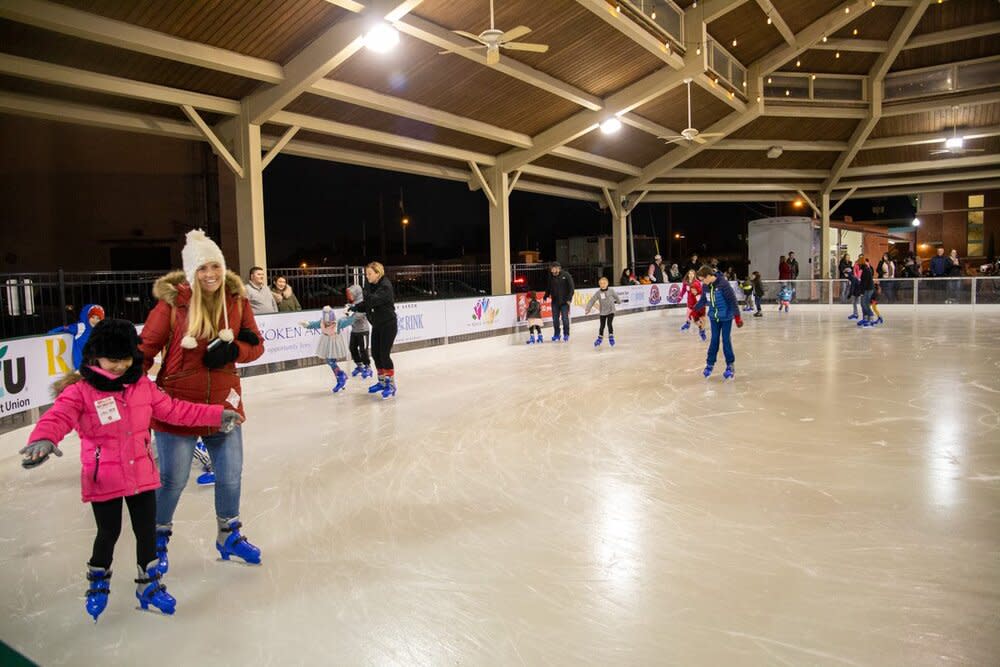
[180,229,233,348]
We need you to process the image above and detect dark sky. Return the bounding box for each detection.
[262,154,915,268]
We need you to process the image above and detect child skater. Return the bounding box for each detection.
[751,271,764,318]
[740,277,755,312]
[525,292,544,344]
[303,306,351,392]
[777,283,793,313]
[870,279,884,326]
[678,269,708,341]
[695,266,744,380]
[344,285,373,378]
[585,276,621,348]
[19,319,242,621]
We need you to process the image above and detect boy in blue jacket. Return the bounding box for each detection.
[695,266,743,380]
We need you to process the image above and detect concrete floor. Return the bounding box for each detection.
[1,306,998,666]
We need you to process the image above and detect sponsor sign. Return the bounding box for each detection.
[0,333,73,417]
[444,295,517,334]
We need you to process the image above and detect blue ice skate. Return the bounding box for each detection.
[351,365,364,377]
[594,336,602,348]
[368,379,385,393]
[85,567,111,622]
[699,329,707,342]
[703,365,713,378]
[154,526,171,575]
[609,335,615,347]
[332,369,348,393]
[216,520,261,565]
[136,560,175,615]
[723,365,734,380]
[551,334,561,342]
[680,321,690,331]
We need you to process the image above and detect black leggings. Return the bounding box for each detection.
[371,319,398,372]
[90,490,157,570]
[349,331,370,365]
[599,314,614,336]
[528,324,542,334]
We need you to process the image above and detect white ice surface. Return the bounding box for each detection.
[1,305,999,666]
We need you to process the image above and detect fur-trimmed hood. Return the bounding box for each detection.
[152,270,246,306]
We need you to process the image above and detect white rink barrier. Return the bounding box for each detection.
[0,284,679,417]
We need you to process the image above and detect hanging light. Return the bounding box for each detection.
[616,4,622,13]
[811,74,817,80]
[785,89,790,96]
[766,16,772,25]
[767,76,773,83]
[796,59,801,67]
[696,45,702,55]
[732,39,738,47]
[835,51,841,58]
[853,28,859,36]
[363,23,399,53]
[651,8,657,19]
[845,6,850,13]
[600,117,622,134]
[822,35,828,43]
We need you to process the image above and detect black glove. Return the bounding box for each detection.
[236,328,260,346]
[203,339,239,369]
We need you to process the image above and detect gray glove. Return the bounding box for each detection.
[19,439,62,468]
[221,410,243,434]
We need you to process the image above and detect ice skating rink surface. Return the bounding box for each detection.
[1,306,999,666]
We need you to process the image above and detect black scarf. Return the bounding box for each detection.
[79,359,143,393]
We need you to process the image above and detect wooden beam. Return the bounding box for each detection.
[812,38,888,53]
[469,162,497,207]
[709,139,848,151]
[829,186,856,214]
[864,125,1000,150]
[573,0,685,68]
[844,154,1000,177]
[261,125,300,170]
[904,21,1000,50]
[181,105,243,177]
[754,0,795,46]
[507,170,522,196]
[796,189,821,216]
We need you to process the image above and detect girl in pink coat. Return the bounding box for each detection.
[20,319,242,621]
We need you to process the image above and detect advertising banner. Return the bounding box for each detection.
[444,295,517,335]
[394,299,447,344]
[0,333,73,418]
[239,310,331,368]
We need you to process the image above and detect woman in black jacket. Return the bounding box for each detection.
[350,262,398,399]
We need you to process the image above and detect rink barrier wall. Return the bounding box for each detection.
[3,277,999,428]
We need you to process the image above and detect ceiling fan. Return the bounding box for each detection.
[930,111,985,156]
[438,0,549,65]
[658,78,726,144]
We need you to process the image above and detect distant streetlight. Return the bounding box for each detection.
[792,199,804,209]
[402,216,410,256]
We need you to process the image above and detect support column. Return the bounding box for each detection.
[486,168,511,295]
[821,192,831,279]
[605,189,627,280]
[233,103,267,276]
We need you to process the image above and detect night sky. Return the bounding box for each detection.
[262,154,916,269]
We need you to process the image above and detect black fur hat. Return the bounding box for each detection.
[82,318,143,362]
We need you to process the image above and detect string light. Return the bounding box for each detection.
[785,89,790,96]
[822,35,828,42]
[853,28,859,36]
[696,46,701,55]
[766,16,772,25]
[811,74,817,80]
[835,51,841,58]
[845,6,850,13]
[651,10,656,19]
[796,59,801,67]
[616,4,621,13]
[767,76,773,83]
[755,95,761,103]
[732,39,738,47]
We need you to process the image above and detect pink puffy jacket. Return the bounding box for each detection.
[28,372,223,503]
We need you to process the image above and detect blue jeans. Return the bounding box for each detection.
[706,318,735,366]
[861,289,874,318]
[154,427,243,524]
[552,302,570,337]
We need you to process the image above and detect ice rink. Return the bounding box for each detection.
[1,305,999,666]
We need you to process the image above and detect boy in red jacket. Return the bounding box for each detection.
[20,319,242,621]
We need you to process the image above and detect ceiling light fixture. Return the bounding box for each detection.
[945,136,964,150]
[766,146,783,158]
[912,217,921,227]
[363,23,400,53]
[600,117,622,134]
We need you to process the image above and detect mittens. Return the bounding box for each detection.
[236,328,260,345]
[203,340,239,369]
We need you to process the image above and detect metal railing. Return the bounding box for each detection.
[884,55,1000,101]
[619,0,684,46]
[764,73,867,102]
[511,263,614,292]
[752,277,1000,306]
[708,38,747,94]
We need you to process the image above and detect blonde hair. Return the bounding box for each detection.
[186,277,225,341]
[366,261,385,281]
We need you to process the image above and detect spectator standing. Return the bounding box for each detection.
[270,276,302,313]
[667,263,682,282]
[647,255,665,283]
[778,255,793,281]
[246,266,277,314]
[838,253,853,302]
[877,253,895,301]
[787,251,800,280]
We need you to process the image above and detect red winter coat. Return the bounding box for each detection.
[679,280,703,308]
[28,371,224,503]
[139,270,264,437]
[778,261,793,280]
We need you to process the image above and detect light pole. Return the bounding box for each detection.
[402,216,410,256]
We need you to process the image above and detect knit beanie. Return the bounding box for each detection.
[180,229,233,348]
[83,318,142,362]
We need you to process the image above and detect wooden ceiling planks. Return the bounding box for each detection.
[51,0,348,64]
[678,148,839,169]
[0,19,260,99]
[285,93,513,154]
[634,83,733,134]
[769,0,840,34]
[891,37,1000,71]
[831,5,905,41]
[566,122,672,166]
[729,115,860,141]
[532,155,627,182]
[411,0,665,98]
[293,129,470,170]
[776,49,878,75]
[708,1,786,64]
[912,0,1000,35]
[872,102,1000,137]
[850,136,1000,167]
[326,31,580,136]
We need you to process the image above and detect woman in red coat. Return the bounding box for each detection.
[139,230,265,574]
[778,255,793,281]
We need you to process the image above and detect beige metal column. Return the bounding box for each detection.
[607,190,627,280]
[234,102,267,275]
[486,168,511,295]
[821,192,831,279]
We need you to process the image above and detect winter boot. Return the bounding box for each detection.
[135,560,176,615]
[594,335,603,347]
[216,518,262,565]
[332,369,348,393]
[609,335,615,347]
[680,321,691,331]
[723,365,735,380]
[154,524,172,575]
[85,566,111,622]
[381,376,397,400]
[368,375,386,393]
[699,329,707,342]
[703,365,714,378]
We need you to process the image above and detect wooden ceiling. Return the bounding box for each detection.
[0,0,994,204]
